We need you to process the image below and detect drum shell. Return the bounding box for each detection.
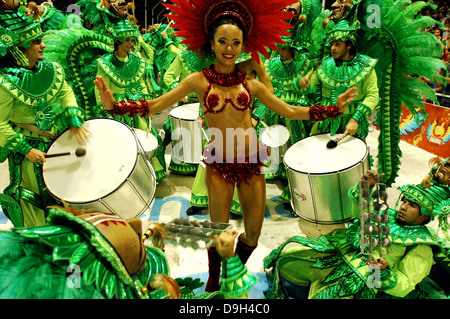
[284,134,369,224]
[42,119,157,221]
[67,152,156,220]
[260,125,290,174]
[169,104,203,164]
[133,129,158,160]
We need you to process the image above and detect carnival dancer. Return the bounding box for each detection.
[0,7,89,227]
[264,170,450,299]
[94,0,357,292]
[186,53,274,216]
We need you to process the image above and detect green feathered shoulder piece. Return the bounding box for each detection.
[354,0,445,187]
[44,27,113,119]
[0,208,170,299]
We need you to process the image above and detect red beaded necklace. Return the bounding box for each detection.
[202,65,247,87]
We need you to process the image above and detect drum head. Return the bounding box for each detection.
[260,125,290,147]
[43,119,138,203]
[169,103,200,120]
[133,129,158,153]
[284,133,367,174]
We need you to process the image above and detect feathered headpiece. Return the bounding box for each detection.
[398,183,450,231]
[0,8,44,66]
[327,19,360,45]
[163,0,296,62]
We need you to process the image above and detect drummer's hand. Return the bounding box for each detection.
[363,257,389,270]
[26,148,46,164]
[299,76,310,89]
[336,87,358,113]
[362,170,385,187]
[70,124,91,145]
[94,76,115,110]
[215,229,238,258]
[343,118,358,136]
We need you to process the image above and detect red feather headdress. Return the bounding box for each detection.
[163,0,296,62]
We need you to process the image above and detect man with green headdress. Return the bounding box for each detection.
[0,8,88,227]
[253,0,321,208]
[90,1,167,180]
[300,19,379,140]
[264,170,450,299]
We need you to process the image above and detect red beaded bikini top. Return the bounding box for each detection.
[202,65,252,114]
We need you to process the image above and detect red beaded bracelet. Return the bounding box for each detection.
[106,99,149,117]
[309,104,340,122]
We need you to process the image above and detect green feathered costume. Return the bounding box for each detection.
[334,0,444,187]
[0,207,257,299]
[264,183,450,299]
[0,9,86,227]
[61,0,167,180]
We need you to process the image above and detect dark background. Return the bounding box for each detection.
[52,0,336,29]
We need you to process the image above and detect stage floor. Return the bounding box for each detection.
[0,109,445,299]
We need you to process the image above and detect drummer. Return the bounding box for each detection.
[0,8,89,227]
[298,19,379,141]
[92,13,167,181]
[94,0,357,292]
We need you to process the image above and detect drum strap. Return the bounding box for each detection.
[14,123,56,140]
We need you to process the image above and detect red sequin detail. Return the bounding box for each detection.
[207,93,220,109]
[107,98,149,117]
[308,104,340,122]
[237,92,249,106]
[202,143,269,186]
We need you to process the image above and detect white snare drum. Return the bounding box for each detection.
[42,118,157,220]
[133,128,158,160]
[284,133,369,224]
[260,124,290,174]
[169,103,203,164]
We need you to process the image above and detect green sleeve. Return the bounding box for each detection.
[378,244,434,298]
[359,69,379,111]
[138,35,155,62]
[0,88,19,147]
[0,88,32,160]
[138,36,161,93]
[163,55,182,91]
[57,81,85,128]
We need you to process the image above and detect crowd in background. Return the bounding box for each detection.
[417,0,450,106]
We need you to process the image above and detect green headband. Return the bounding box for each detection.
[0,10,44,66]
[327,19,360,45]
[398,183,450,231]
[96,2,139,42]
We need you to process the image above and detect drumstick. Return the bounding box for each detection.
[45,147,86,158]
[201,128,210,143]
[259,120,273,141]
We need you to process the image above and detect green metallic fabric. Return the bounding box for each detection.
[264,207,445,299]
[0,208,170,299]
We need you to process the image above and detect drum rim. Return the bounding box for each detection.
[260,124,290,147]
[132,128,159,152]
[169,103,200,120]
[42,118,150,203]
[283,134,368,175]
[283,152,368,175]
